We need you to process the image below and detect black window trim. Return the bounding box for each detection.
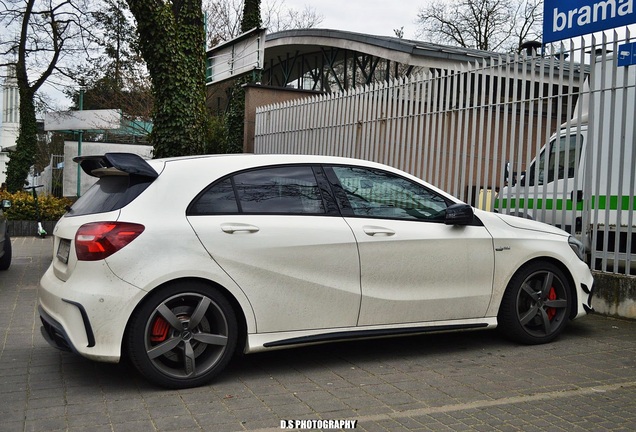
[185,162,483,226]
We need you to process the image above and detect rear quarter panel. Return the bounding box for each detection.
[102,158,259,333]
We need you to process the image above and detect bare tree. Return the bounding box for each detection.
[204,0,243,46]
[512,0,543,51]
[0,0,97,191]
[416,0,543,52]
[264,3,323,32]
[204,0,323,47]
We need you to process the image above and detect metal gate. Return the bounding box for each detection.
[254,31,636,275]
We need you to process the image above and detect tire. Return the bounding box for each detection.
[0,232,11,271]
[497,261,571,344]
[126,281,238,389]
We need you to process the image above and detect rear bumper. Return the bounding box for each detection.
[39,298,97,353]
[39,305,77,353]
[38,260,147,363]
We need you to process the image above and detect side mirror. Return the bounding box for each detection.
[1,199,11,210]
[444,203,474,225]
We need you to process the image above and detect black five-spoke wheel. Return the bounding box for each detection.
[127,282,238,388]
[498,262,572,344]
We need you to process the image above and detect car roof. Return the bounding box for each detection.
[150,153,461,204]
[152,153,397,173]
[157,153,374,165]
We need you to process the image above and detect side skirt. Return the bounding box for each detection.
[246,319,498,353]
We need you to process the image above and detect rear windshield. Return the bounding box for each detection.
[67,175,153,217]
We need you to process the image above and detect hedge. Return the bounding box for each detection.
[0,190,73,221]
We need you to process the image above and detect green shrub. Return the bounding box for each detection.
[0,190,73,221]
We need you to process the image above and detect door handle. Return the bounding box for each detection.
[221,223,260,234]
[362,226,395,236]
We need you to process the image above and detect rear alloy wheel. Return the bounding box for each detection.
[127,282,238,388]
[498,262,571,344]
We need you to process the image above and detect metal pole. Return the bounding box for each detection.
[76,88,84,198]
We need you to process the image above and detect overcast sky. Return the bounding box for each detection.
[31,0,425,111]
[283,0,423,40]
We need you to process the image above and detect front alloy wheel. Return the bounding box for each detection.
[498,262,571,344]
[127,283,238,388]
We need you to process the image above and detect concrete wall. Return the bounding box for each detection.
[63,141,153,197]
[592,272,636,319]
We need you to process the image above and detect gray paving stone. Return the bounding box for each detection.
[2,237,636,431]
[151,414,201,431]
[111,420,158,432]
[23,417,67,432]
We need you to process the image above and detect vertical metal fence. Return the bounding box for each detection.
[254,32,635,276]
[37,154,65,197]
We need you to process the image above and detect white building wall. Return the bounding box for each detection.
[0,65,20,186]
[63,141,153,197]
[0,150,9,187]
[3,84,19,124]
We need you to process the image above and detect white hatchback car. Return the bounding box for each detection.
[39,153,594,388]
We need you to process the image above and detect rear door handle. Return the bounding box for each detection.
[362,226,395,236]
[221,223,260,234]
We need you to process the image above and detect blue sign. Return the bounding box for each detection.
[543,0,636,44]
[618,42,636,66]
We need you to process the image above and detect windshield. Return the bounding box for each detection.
[525,134,583,186]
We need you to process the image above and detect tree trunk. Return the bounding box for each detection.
[126,0,210,158]
[5,89,37,192]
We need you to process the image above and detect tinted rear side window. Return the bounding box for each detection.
[67,175,153,216]
[234,167,325,214]
[188,178,238,214]
[188,165,326,215]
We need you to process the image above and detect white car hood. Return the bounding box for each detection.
[480,210,569,237]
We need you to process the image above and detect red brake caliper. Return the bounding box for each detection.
[150,316,170,342]
[546,287,557,321]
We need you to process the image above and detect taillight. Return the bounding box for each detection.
[75,222,145,261]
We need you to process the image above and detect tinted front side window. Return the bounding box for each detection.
[332,166,448,221]
[234,166,325,214]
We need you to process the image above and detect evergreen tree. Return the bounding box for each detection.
[223,0,261,153]
[241,0,261,31]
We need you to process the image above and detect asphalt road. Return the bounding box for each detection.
[1,236,635,431]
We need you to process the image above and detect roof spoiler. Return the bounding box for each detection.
[73,153,158,179]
